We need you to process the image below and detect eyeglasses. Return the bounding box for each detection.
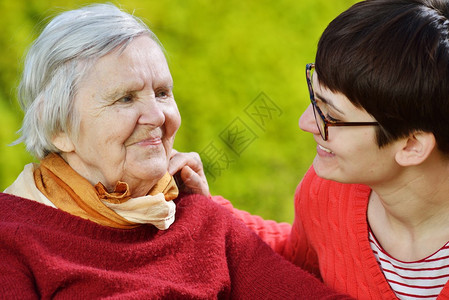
[306,63,379,141]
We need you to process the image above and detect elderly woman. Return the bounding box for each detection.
[217,0,449,299]
[0,4,351,299]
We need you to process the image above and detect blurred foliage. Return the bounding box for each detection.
[0,0,358,222]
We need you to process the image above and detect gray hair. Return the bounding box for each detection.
[16,3,161,159]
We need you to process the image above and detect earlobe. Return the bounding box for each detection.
[52,132,75,153]
[395,132,436,166]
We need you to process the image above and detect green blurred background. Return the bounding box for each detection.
[0,0,358,222]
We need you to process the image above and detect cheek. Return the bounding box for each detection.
[105,110,140,144]
[165,104,181,136]
[343,141,380,174]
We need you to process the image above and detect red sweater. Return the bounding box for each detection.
[218,167,449,299]
[0,192,350,299]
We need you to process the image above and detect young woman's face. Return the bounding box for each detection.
[299,72,401,185]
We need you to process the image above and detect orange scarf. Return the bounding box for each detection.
[34,153,178,229]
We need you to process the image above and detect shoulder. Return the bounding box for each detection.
[175,193,232,219]
[173,193,245,233]
[0,192,52,222]
[175,193,267,242]
[0,192,84,240]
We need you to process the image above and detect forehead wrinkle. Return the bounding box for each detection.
[122,57,162,94]
[96,36,171,101]
[98,77,145,102]
[99,60,146,101]
[130,39,172,88]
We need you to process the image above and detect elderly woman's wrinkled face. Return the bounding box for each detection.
[57,36,181,197]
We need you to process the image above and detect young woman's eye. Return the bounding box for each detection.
[326,113,339,123]
[317,100,339,122]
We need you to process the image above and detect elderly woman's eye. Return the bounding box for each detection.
[156,90,170,98]
[117,95,133,103]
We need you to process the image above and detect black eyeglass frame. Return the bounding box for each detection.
[306,63,379,141]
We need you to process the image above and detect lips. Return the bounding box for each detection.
[126,136,162,146]
[125,127,164,147]
[318,144,333,154]
[136,137,162,146]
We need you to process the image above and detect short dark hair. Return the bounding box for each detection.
[315,0,449,153]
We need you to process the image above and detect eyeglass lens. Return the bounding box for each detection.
[311,102,327,140]
[308,66,327,140]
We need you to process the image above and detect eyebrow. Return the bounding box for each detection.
[102,83,174,101]
[314,90,345,115]
[102,89,123,101]
[160,84,174,90]
[101,80,144,101]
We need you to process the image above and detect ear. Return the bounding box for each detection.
[394,132,436,166]
[51,131,75,153]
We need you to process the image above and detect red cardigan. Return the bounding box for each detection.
[0,192,350,299]
[216,166,449,300]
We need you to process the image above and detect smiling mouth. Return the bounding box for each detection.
[318,144,333,154]
[135,137,162,146]
[125,136,163,147]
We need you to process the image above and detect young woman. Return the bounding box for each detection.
[215,0,449,298]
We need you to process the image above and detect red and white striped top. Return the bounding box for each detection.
[369,230,449,299]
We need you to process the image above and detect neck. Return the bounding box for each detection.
[60,152,159,198]
[368,156,449,261]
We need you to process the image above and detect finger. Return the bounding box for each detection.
[167,152,185,175]
[168,152,203,175]
[186,152,203,173]
[169,149,178,159]
[180,165,194,182]
[180,166,209,196]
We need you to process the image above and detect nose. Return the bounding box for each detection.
[138,98,165,127]
[299,104,320,135]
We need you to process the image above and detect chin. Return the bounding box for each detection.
[314,168,331,181]
[312,159,339,182]
[313,166,356,184]
[149,158,169,175]
[128,156,168,178]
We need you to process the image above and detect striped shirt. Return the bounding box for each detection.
[369,230,449,299]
